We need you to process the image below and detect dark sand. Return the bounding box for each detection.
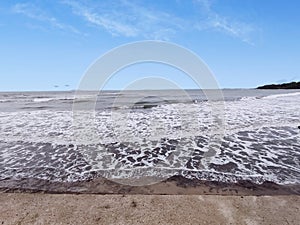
[1,175,299,195]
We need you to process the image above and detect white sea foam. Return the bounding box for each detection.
[33,98,55,102]
[0,90,299,185]
[0,99,11,103]
[262,91,300,99]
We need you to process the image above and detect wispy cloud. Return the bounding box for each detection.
[194,0,255,45]
[63,0,138,37]
[62,0,256,43]
[61,0,185,40]
[11,1,257,44]
[12,3,80,34]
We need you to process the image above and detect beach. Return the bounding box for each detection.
[0,90,299,224]
[1,175,299,224]
[2,0,300,223]
[0,193,299,225]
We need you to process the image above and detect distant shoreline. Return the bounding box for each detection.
[257,81,300,89]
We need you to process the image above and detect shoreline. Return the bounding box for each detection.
[1,175,299,195]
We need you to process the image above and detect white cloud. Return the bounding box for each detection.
[194,0,255,45]
[208,15,254,44]
[12,3,80,34]
[12,1,257,43]
[61,0,185,40]
[195,0,213,12]
[72,4,139,37]
[62,0,256,43]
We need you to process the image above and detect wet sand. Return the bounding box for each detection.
[0,193,299,225]
[1,175,299,195]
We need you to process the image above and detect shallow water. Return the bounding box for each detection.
[0,89,299,188]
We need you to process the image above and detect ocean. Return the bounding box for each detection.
[0,89,299,191]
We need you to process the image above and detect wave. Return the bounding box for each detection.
[33,98,55,102]
[0,99,12,103]
[20,106,53,110]
[262,92,300,99]
[33,97,76,103]
[239,96,261,101]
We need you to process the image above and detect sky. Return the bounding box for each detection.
[0,0,300,91]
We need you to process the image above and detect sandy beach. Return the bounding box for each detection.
[0,193,299,225]
[1,176,299,224]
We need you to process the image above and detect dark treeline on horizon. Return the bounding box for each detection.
[257,81,300,89]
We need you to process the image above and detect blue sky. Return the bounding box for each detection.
[0,0,300,91]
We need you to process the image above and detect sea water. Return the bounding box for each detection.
[0,89,299,189]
